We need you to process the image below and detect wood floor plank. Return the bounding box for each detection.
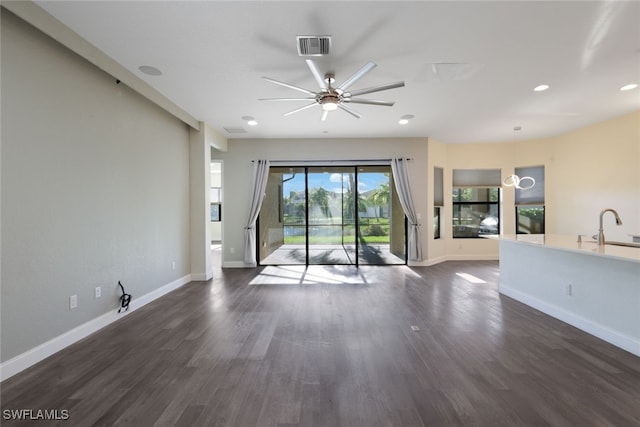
[2,260,639,426]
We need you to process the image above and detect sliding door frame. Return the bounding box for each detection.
[257,163,407,266]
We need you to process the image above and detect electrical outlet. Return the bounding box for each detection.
[95,286,101,299]
[230,247,235,254]
[172,261,176,270]
[69,294,78,310]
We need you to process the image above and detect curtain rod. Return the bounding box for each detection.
[251,158,413,165]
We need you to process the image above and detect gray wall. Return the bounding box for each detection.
[1,11,191,362]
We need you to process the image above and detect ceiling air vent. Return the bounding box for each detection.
[223,126,247,134]
[297,35,331,56]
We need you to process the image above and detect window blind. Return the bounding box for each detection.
[453,169,501,187]
[514,166,544,205]
[434,167,444,206]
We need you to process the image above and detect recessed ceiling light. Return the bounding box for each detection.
[399,114,414,125]
[242,116,258,126]
[533,84,549,92]
[620,83,638,91]
[138,65,162,76]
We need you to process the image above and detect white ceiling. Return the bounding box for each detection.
[35,1,640,143]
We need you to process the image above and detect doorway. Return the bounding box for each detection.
[258,165,406,266]
[210,159,223,272]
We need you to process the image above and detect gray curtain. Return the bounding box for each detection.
[244,160,270,265]
[391,158,423,261]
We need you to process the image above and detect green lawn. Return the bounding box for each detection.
[283,217,393,245]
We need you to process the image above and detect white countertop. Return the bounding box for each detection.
[490,234,640,264]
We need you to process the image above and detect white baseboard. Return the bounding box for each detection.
[222,261,252,268]
[500,284,640,357]
[191,271,213,281]
[446,254,499,262]
[0,274,192,382]
[421,256,448,266]
[415,255,498,267]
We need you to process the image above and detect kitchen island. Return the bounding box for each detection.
[495,234,640,356]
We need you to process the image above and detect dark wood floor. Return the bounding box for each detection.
[2,260,639,427]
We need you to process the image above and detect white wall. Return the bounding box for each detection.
[499,239,640,356]
[1,11,191,363]
[215,137,429,267]
[548,112,640,242]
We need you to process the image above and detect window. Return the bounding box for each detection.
[515,166,544,234]
[452,188,500,238]
[516,206,544,234]
[452,169,501,239]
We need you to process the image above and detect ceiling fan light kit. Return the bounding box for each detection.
[260,58,405,120]
[320,96,339,111]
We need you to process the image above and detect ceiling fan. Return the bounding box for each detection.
[259,59,405,121]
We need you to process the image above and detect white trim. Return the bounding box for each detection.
[191,272,213,281]
[500,284,640,357]
[446,254,499,262]
[422,255,448,266]
[222,261,254,268]
[415,254,498,267]
[0,275,192,382]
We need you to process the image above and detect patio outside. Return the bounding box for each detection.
[259,166,406,266]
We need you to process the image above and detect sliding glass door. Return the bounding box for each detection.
[357,166,406,265]
[307,167,356,264]
[258,165,405,266]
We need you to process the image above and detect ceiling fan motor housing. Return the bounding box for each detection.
[319,94,340,110]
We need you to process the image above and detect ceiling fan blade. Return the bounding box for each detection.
[321,110,329,121]
[337,104,361,119]
[283,102,319,117]
[259,97,316,101]
[343,98,395,106]
[346,81,405,97]
[337,61,377,91]
[262,76,316,95]
[306,59,327,91]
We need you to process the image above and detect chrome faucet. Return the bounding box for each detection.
[597,208,623,245]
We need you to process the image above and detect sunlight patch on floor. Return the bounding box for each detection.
[250,265,368,285]
[455,272,487,284]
